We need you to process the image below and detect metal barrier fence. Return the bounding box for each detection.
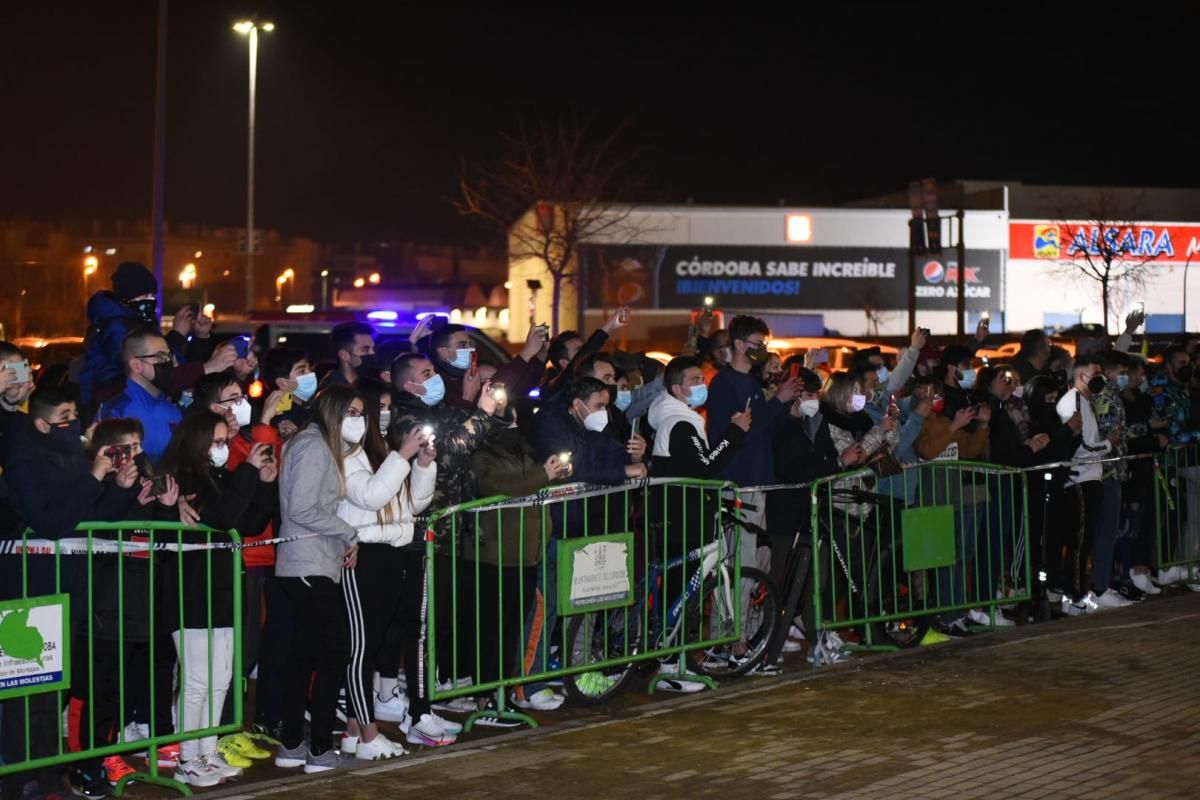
[421,478,780,729]
[1156,443,1200,582]
[0,522,243,797]
[802,460,1031,654]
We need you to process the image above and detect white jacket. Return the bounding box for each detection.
[647,392,708,459]
[1056,388,1111,485]
[336,448,436,547]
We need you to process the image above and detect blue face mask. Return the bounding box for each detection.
[686,384,708,409]
[615,389,632,412]
[1138,377,1149,394]
[958,368,977,390]
[875,366,889,384]
[1115,374,1130,391]
[449,348,474,371]
[419,374,446,407]
[294,372,318,402]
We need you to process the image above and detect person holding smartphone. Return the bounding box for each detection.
[0,341,35,459]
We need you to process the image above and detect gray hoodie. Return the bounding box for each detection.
[276,425,359,582]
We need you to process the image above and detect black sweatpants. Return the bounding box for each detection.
[277,576,348,755]
[469,562,537,687]
[255,572,295,729]
[341,544,407,725]
[72,635,172,750]
[1051,481,1104,600]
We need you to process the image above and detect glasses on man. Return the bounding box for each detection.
[135,352,175,365]
[216,395,248,408]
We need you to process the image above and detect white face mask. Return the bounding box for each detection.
[341,416,366,444]
[799,398,821,418]
[583,408,609,433]
[232,398,252,428]
[379,408,392,432]
[209,443,229,468]
[849,393,867,412]
[1011,385,1025,400]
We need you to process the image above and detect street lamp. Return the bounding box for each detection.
[233,18,274,312]
[275,268,294,306]
[179,262,197,290]
[368,272,381,285]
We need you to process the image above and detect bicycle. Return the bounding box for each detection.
[765,485,933,665]
[561,499,781,704]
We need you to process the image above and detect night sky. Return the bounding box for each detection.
[4,4,1197,246]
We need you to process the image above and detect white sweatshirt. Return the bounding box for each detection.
[1056,388,1111,485]
[336,448,436,547]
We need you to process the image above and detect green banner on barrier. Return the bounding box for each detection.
[558,533,635,616]
[902,506,957,572]
[0,593,71,701]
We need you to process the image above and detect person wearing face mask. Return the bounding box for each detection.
[537,308,633,400]
[274,386,362,774]
[0,387,144,799]
[1149,345,1195,445]
[156,410,277,786]
[823,371,902,468]
[79,261,165,408]
[424,322,548,411]
[1053,356,1122,615]
[1148,345,1200,588]
[648,356,750,480]
[98,328,183,464]
[260,347,319,440]
[328,322,378,387]
[856,329,926,425]
[934,345,980,421]
[1013,329,1053,384]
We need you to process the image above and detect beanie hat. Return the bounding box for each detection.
[111,262,158,302]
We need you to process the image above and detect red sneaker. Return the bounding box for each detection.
[103,755,138,785]
[143,743,180,769]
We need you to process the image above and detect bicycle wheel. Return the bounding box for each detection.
[687,567,782,678]
[562,607,642,705]
[865,546,933,648]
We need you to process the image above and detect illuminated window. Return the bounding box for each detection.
[785,214,812,243]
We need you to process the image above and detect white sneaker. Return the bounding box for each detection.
[807,631,851,665]
[782,638,805,653]
[1130,571,1162,595]
[435,677,474,692]
[175,757,225,788]
[653,663,707,693]
[405,713,457,747]
[512,687,566,710]
[1046,589,1064,605]
[1070,592,1101,615]
[206,752,244,779]
[1155,566,1184,585]
[432,696,478,714]
[374,690,409,723]
[1094,588,1133,609]
[967,608,1015,627]
[427,711,462,736]
[354,732,408,760]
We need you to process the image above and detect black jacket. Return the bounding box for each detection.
[163,462,277,630]
[767,411,842,540]
[1,419,139,601]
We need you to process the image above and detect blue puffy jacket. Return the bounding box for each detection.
[78,292,141,406]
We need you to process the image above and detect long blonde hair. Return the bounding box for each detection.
[310,384,361,498]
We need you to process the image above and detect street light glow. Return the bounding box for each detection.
[233,20,254,34]
[194,250,203,259]
[261,22,275,32]
[320,270,329,277]
[353,277,366,288]
[282,267,295,280]
[83,255,99,276]
[368,272,381,284]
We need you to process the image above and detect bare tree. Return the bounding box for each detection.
[456,119,648,333]
[1052,190,1163,333]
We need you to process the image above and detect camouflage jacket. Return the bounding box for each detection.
[1148,372,1194,444]
[1092,385,1127,481]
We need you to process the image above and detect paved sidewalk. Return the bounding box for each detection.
[209,592,1200,800]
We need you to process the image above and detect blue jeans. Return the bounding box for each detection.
[937,503,980,623]
[516,538,558,698]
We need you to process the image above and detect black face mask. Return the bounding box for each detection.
[48,420,82,450]
[128,298,158,326]
[356,354,379,374]
[1086,375,1106,395]
[744,343,768,365]
[149,362,175,395]
[1050,369,1068,386]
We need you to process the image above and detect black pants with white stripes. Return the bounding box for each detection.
[342,543,408,726]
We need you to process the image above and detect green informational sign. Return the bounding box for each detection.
[558,533,635,616]
[0,593,71,700]
[901,506,958,572]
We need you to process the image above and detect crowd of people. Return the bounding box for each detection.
[1,260,1198,799]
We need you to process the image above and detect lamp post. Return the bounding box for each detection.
[233,19,274,312]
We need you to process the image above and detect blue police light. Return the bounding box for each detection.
[367,310,398,322]
[528,388,541,398]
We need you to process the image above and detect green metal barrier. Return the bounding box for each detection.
[807,460,1031,657]
[422,478,777,730]
[1156,443,1200,584]
[0,522,242,797]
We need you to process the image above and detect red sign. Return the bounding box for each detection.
[1010,221,1200,263]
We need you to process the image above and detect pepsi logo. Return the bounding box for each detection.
[923,261,945,283]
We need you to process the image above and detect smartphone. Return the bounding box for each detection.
[744,396,753,413]
[981,310,991,323]
[185,302,201,318]
[537,323,550,341]
[811,348,829,366]
[1134,301,1145,317]
[468,350,479,378]
[277,392,293,413]
[232,336,252,359]
[149,473,171,495]
[788,363,800,381]
[619,307,631,324]
[421,424,436,445]
[260,446,274,463]
[490,382,507,405]
[631,417,640,439]
[5,360,30,384]
[105,444,132,470]
[558,451,572,465]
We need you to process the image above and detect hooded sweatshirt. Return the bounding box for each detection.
[647,392,744,479]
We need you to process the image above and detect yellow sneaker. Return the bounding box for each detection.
[217,735,260,766]
[919,627,953,647]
